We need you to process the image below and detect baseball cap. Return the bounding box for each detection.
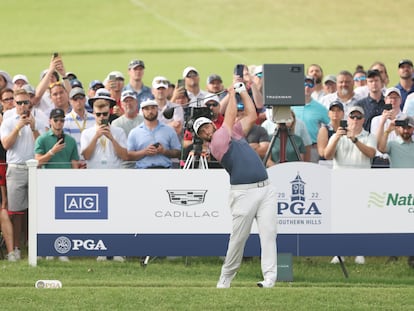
[253,65,263,76]
[128,59,145,70]
[49,108,65,119]
[152,76,169,89]
[140,99,158,108]
[348,105,365,116]
[89,80,104,90]
[121,90,136,102]
[66,72,77,80]
[202,94,220,106]
[207,74,222,84]
[304,75,315,84]
[384,87,401,98]
[366,69,381,78]
[183,66,198,78]
[40,69,59,81]
[329,101,344,111]
[88,88,116,108]
[12,74,29,84]
[397,115,414,127]
[193,117,213,136]
[69,87,85,99]
[0,71,13,88]
[70,79,83,89]
[323,74,337,84]
[398,59,413,68]
[106,71,125,81]
[22,84,36,95]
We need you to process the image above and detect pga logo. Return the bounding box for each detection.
[54,236,107,254]
[55,187,108,219]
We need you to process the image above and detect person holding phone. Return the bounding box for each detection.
[80,99,128,169]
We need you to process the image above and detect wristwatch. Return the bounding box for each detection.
[351,137,358,144]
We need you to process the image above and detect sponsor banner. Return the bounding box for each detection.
[37,233,414,256]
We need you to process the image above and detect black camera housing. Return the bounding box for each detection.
[383,103,393,111]
[340,120,348,129]
[234,64,245,78]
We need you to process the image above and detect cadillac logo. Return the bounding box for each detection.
[166,190,208,206]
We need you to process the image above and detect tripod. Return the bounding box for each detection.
[183,137,209,170]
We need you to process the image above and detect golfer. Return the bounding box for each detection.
[193,82,277,288]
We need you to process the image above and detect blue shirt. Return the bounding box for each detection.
[291,99,330,143]
[127,122,181,169]
[395,82,414,110]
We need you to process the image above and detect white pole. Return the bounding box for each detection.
[26,159,38,267]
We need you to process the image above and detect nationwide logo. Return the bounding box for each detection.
[368,192,414,213]
[55,187,108,219]
[166,190,207,206]
[278,172,322,225]
[53,236,107,254]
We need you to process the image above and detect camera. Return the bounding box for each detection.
[177,79,185,89]
[53,52,59,58]
[340,120,348,129]
[234,64,245,78]
[383,103,392,111]
[58,133,65,144]
[183,107,213,132]
[101,119,109,126]
[395,120,408,127]
[152,142,160,148]
[23,110,30,117]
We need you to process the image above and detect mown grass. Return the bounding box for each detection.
[0,256,413,310]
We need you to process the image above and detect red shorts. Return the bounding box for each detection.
[0,160,6,186]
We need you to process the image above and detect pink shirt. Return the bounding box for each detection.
[210,121,244,162]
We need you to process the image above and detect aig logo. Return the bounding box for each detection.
[55,187,108,219]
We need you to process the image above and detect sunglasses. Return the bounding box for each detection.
[95,111,109,117]
[354,76,366,82]
[53,118,65,123]
[304,82,314,88]
[256,73,263,78]
[72,95,85,101]
[349,115,363,120]
[206,102,219,108]
[186,72,198,78]
[154,79,168,85]
[2,97,14,102]
[49,81,64,89]
[16,100,31,105]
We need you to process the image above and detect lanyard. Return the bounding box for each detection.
[71,111,87,133]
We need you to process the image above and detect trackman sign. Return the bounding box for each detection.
[55,187,108,219]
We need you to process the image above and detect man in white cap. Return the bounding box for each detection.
[182,66,209,107]
[12,74,29,91]
[127,99,181,169]
[193,82,277,289]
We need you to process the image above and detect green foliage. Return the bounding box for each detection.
[1,256,414,310]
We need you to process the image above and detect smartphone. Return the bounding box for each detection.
[152,142,160,148]
[340,120,347,128]
[177,79,185,88]
[53,52,59,58]
[101,119,109,126]
[383,103,392,111]
[109,74,116,89]
[58,133,65,144]
[395,120,408,127]
[23,110,30,117]
[234,64,245,78]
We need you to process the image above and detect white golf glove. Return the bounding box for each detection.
[234,82,247,94]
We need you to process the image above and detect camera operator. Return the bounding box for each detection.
[193,82,277,289]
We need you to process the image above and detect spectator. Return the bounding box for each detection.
[88,88,117,124]
[123,59,154,108]
[127,99,181,169]
[0,88,15,113]
[291,75,330,162]
[80,99,128,169]
[63,87,95,165]
[112,90,144,168]
[104,71,125,117]
[377,115,414,268]
[307,64,325,102]
[49,81,71,113]
[151,76,184,137]
[266,110,306,164]
[182,66,209,106]
[88,80,104,99]
[317,101,345,164]
[0,89,41,261]
[395,59,414,110]
[356,70,386,132]
[206,74,227,100]
[0,71,13,91]
[12,74,29,91]
[353,66,367,89]
[252,65,264,96]
[320,70,363,115]
[324,105,376,265]
[322,75,337,95]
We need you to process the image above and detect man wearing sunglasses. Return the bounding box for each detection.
[0,89,41,261]
[324,105,376,169]
[80,99,128,169]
